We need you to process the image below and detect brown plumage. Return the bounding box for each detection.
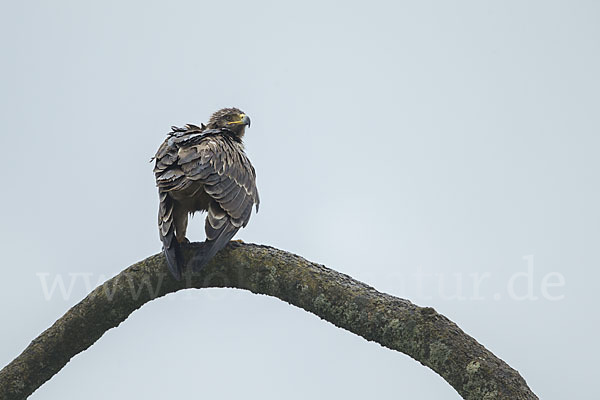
[153,108,259,279]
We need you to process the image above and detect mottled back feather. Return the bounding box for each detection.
[154,123,259,279]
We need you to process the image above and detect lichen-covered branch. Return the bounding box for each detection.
[0,242,538,399]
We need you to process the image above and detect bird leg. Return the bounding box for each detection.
[173,207,189,244]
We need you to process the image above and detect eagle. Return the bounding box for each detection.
[153,108,259,280]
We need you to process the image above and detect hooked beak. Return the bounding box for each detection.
[241,114,251,128]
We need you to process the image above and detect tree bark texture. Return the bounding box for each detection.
[0,242,538,399]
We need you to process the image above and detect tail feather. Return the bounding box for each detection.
[163,233,184,280]
[159,191,184,280]
[191,219,238,271]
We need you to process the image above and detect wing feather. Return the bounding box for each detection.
[154,126,259,275]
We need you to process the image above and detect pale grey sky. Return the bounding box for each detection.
[1,1,598,399]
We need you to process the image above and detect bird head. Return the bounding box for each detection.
[206,107,251,138]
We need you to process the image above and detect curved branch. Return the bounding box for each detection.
[0,242,537,399]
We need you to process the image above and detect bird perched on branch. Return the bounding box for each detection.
[153,108,260,280]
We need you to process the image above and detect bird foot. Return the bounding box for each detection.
[228,239,245,249]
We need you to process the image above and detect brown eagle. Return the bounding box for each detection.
[153,108,259,280]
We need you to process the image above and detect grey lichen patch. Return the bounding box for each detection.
[382,318,404,347]
[462,360,502,400]
[466,360,481,374]
[388,318,401,330]
[483,390,500,400]
[313,293,331,314]
[13,378,25,390]
[380,316,426,360]
[261,264,279,293]
[429,341,450,367]
[342,299,362,323]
